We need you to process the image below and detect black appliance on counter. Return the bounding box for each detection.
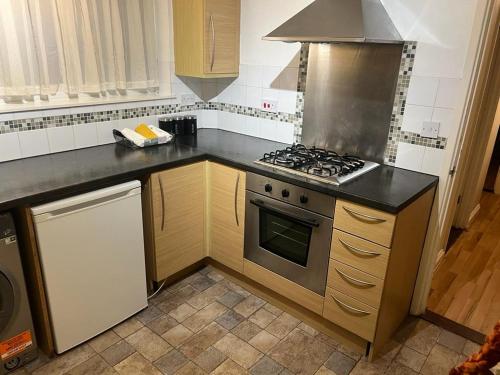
[159,115,197,136]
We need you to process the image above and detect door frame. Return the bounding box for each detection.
[411,0,499,314]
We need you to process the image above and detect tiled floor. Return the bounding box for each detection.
[13,266,492,375]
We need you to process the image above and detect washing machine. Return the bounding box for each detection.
[0,213,37,374]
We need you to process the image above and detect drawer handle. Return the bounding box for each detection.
[335,268,375,288]
[338,238,381,257]
[331,295,371,315]
[342,206,386,223]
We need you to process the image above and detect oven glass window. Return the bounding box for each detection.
[259,209,312,266]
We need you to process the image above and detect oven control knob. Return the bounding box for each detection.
[264,184,273,193]
[281,189,290,198]
[300,195,308,204]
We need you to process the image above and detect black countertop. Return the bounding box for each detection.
[0,129,438,213]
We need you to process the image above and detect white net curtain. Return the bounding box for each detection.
[0,0,159,101]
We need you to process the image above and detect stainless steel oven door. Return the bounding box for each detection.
[244,191,332,295]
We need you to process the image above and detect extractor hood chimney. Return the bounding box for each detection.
[263,0,403,44]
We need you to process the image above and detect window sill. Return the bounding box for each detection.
[0,94,176,115]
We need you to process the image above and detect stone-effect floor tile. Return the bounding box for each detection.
[179,322,228,359]
[23,351,51,373]
[315,366,337,375]
[233,295,266,318]
[220,279,251,298]
[349,360,383,375]
[250,356,283,375]
[187,284,229,310]
[190,276,216,292]
[162,325,194,347]
[462,340,481,356]
[298,322,319,337]
[89,330,121,353]
[65,355,116,375]
[153,349,188,374]
[147,314,179,335]
[216,310,245,330]
[174,361,206,374]
[248,331,280,353]
[192,346,227,372]
[231,320,262,341]
[136,305,163,325]
[101,341,136,367]
[198,265,214,275]
[211,359,247,375]
[420,344,461,375]
[32,345,95,375]
[265,312,300,339]
[168,303,198,323]
[403,320,441,356]
[248,308,277,329]
[395,345,426,372]
[263,303,282,316]
[113,318,144,338]
[182,302,227,332]
[125,327,172,362]
[385,361,419,374]
[213,333,263,369]
[438,330,467,353]
[206,271,224,282]
[269,329,333,375]
[324,350,357,375]
[217,291,245,308]
[336,343,362,361]
[113,352,162,375]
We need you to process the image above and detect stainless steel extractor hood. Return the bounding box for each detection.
[263,0,402,44]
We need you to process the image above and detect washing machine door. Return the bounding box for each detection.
[0,270,15,334]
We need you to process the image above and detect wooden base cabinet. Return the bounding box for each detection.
[144,162,206,281]
[208,163,245,272]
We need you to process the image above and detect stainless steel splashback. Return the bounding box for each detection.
[301,43,402,163]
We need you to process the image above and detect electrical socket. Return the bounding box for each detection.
[421,121,440,139]
[181,94,197,105]
[261,98,278,113]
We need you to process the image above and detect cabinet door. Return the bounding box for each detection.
[209,163,245,272]
[204,0,240,74]
[151,163,205,280]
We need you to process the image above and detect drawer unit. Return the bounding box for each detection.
[327,259,384,308]
[323,287,378,342]
[334,199,395,247]
[330,230,390,279]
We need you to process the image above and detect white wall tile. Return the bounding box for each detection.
[275,122,295,144]
[246,86,262,109]
[278,90,298,114]
[47,126,75,153]
[395,142,425,171]
[421,147,445,176]
[97,120,118,145]
[262,66,281,88]
[401,105,433,133]
[435,78,462,109]
[245,116,262,138]
[247,65,263,87]
[258,118,278,141]
[0,132,21,162]
[279,67,299,91]
[18,129,50,158]
[406,76,439,107]
[431,107,456,138]
[199,110,218,129]
[74,123,98,149]
[0,113,15,122]
[234,64,248,86]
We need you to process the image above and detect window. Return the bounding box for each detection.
[0,0,160,104]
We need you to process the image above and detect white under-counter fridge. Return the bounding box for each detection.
[31,181,147,354]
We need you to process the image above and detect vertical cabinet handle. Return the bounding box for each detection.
[210,14,215,71]
[234,173,240,226]
[158,176,166,231]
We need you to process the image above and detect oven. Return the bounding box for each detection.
[244,173,335,295]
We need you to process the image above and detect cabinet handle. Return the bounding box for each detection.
[331,295,371,315]
[338,238,381,257]
[342,206,386,223]
[335,268,375,287]
[210,14,215,71]
[234,173,240,226]
[158,176,166,231]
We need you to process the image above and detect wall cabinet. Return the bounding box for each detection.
[208,163,245,272]
[145,162,206,281]
[173,0,240,78]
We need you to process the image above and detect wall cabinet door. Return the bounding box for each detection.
[150,162,205,280]
[173,0,240,78]
[209,163,245,272]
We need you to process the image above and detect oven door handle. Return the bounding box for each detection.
[250,199,320,227]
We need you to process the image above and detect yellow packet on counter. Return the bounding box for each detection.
[135,124,157,139]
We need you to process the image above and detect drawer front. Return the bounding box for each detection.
[327,260,384,308]
[334,199,395,247]
[323,287,378,342]
[330,230,390,279]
